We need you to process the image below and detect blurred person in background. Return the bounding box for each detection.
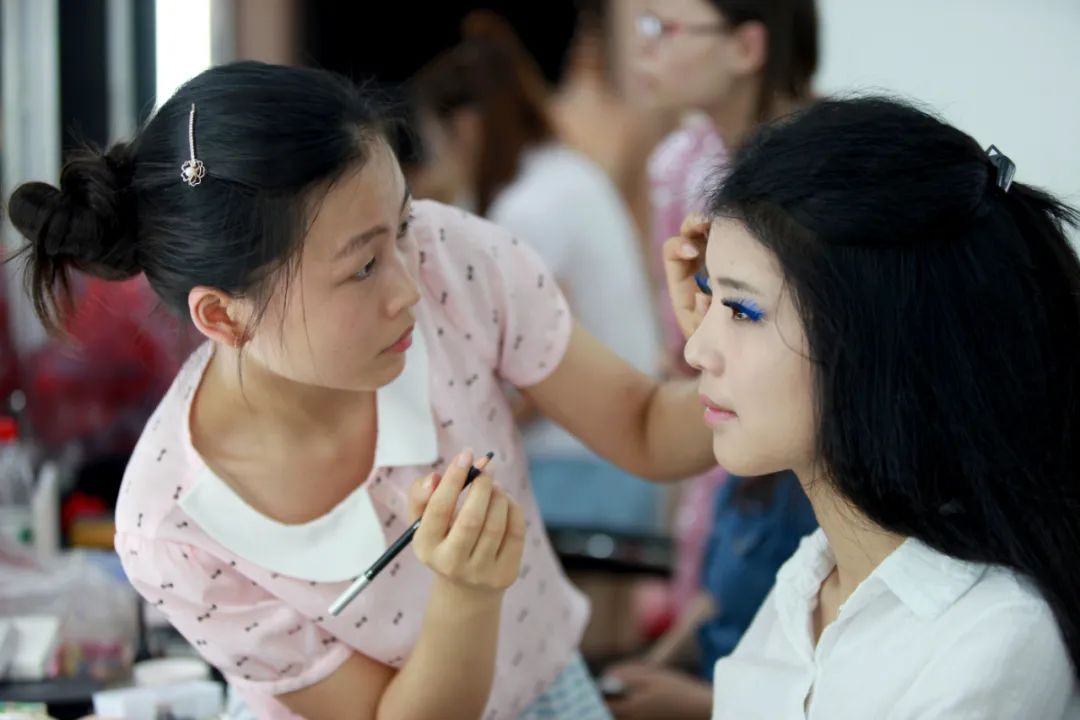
[411,11,666,536]
[605,2,819,718]
[549,0,679,246]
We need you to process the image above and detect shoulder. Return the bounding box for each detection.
[116,344,212,537]
[409,200,570,387]
[490,146,623,222]
[904,569,1076,718]
[648,115,727,203]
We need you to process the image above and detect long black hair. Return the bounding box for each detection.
[7,61,389,332]
[710,96,1080,671]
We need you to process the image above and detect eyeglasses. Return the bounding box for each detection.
[635,11,726,40]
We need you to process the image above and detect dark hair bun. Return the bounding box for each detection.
[8,142,139,279]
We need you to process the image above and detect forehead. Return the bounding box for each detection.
[653,0,722,20]
[705,216,784,293]
[302,142,405,262]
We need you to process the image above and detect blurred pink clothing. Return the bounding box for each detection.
[647,114,728,614]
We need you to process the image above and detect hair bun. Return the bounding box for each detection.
[8,142,140,279]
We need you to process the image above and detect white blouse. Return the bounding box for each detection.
[713,529,1080,719]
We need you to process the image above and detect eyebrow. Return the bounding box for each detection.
[333,187,412,261]
[712,275,763,295]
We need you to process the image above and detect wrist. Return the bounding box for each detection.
[430,576,506,615]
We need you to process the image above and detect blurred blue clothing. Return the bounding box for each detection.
[696,471,817,677]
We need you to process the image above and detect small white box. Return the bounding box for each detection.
[4,616,60,681]
[92,686,158,720]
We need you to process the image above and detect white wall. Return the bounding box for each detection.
[817,0,1080,218]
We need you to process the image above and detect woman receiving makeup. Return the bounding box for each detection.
[664,96,1080,718]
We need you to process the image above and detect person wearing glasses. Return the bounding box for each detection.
[604,3,819,719]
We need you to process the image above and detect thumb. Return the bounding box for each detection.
[408,473,439,522]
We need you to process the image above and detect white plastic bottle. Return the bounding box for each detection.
[0,416,37,548]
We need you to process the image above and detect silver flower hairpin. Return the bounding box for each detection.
[180,103,207,187]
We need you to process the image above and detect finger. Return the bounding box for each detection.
[678,241,700,260]
[408,473,439,523]
[662,233,698,263]
[664,237,704,338]
[470,487,509,561]
[447,458,495,526]
[442,471,494,560]
[496,498,527,564]
[662,237,699,301]
[680,212,710,240]
[418,449,474,542]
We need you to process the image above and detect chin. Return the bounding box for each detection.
[329,354,405,393]
[370,352,407,387]
[711,434,787,478]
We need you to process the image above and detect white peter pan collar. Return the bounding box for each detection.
[179,324,440,582]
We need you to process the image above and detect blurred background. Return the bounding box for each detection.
[0,0,1077,717]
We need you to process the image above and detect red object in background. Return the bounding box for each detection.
[60,490,110,530]
[0,274,21,404]
[26,275,200,458]
[0,416,17,443]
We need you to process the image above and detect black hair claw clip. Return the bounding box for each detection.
[986,145,1016,193]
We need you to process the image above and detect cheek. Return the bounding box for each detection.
[667,44,728,97]
[756,348,816,461]
[269,290,375,376]
[318,290,381,354]
[774,370,817,474]
[715,332,815,473]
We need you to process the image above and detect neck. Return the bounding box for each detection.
[208,343,375,442]
[707,82,807,150]
[800,466,906,601]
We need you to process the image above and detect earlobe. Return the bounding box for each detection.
[188,286,248,347]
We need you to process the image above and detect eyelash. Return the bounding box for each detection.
[720,298,766,323]
[355,212,416,281]
[694,272,765,323]
[694,270,712,296]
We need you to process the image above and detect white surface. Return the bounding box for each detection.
[155,0,212,107]
[817,0,1080,243]
[133,656,211,687]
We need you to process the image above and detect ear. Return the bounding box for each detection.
[729,20,768,77]
[188,286,251,348]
